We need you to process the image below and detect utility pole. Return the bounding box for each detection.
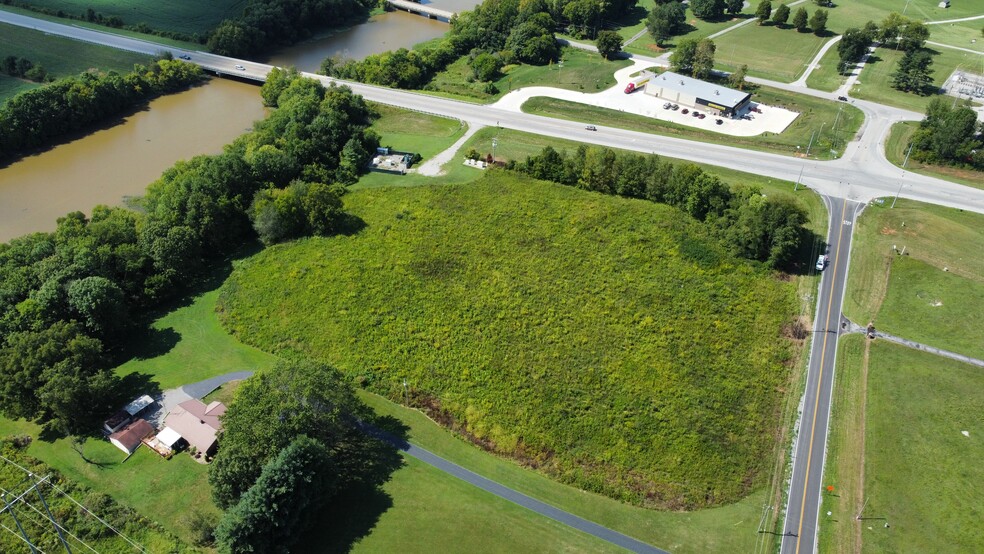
[806,130,817,157]
[831,105,842,147]
[1,491,39,554]
[794,166,804,191]
[402,379,409,406]
[892,173,905,208]
[33,475,73,554]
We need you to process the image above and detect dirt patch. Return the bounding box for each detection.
[880,226,898,236]
[782,316,811,341]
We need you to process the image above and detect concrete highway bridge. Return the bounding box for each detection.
[385,0,455,20]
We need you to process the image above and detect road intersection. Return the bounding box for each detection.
[2,10,983,553]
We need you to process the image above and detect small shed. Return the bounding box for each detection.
[109,419,154,455]
[103,410,131,434]
[123,394,155,417]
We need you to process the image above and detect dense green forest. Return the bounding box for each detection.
[0,74,378,434]
[0,439,191,551]
[910,98,983,169]
[218,172,800,509]
[0,58,203,162]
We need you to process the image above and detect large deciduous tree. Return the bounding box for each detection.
[596,30,623,60]
[792,7,808,32]
[647,2,687,46]
[670,38,699,73]
[755,0,772,25]
[891,49,934,94]
[772,4,789,26]
[690,0,726,20]
[809,9,828,35]
[693,39,717,79]
[214,436,335,554]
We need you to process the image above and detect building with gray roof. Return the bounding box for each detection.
[644,71,752,117]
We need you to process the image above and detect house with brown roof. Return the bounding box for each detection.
[162,399,227,457]
[109,419,154,455]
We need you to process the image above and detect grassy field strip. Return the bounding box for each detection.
[817,334,867,553]
[0,20,151,78]
[714,20,829,83]
[884,122,984,190]
[805,44,846,92]
[6,0,243,36]
[843,198,984,359]
[860,341,984,552]
[521,87,864,160]
[0,73,39,103]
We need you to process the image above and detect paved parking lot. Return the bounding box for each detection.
[492,59,799,136]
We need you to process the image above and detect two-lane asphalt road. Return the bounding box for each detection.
[781,196,864,554]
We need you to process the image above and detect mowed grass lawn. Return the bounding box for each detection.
[805,44,846,92]
[14,0,245,35]
[851,46,977,112]
[0,21,152,78]
[862,341,984,552]
[219,172,801,510]
[426,46,630,103]
[369,103,465,160]
[625,11,752,57]
[522,84,864,159]
[843,198,984,358]
[886,121,984,190]
[114,288,279,390]
[823,0,982,33]
[0,73,39,104]
[714,21,830,83]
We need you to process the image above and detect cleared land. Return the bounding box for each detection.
[370,103,466,160]
[219,171,802,510]
[850,46,977,112]
[843,198,984,359]
[821,339,984,553]
[0,21,152,78]
[426,46,631,103]
[12,0,244,35]
[805,45,845,92]
[714,18,830,83]
[521,85,864,159]
[885,121,984,190]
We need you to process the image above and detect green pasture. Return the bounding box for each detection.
[928,20,984,51]
[0,73,38,104]
[861,341,984,552]
[805,43,846,92]
[885,121,984,189]
[0,21,152,78]
[823,0,982,34]
[843,198,984,357]
[521,85,864,159]
[714,21,830,83]
[426,46,630,103]
[12,0,245,35]
[851,45,977,112]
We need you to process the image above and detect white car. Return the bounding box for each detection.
[816,255,829,271]
[234,64,246,71]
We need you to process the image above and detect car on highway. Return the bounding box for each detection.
[816,254,829,271]
[178,54,191,60]
[234,64,246,71]
[585,125,597,131]
[837,95,848,101]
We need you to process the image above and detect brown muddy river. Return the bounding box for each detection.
[0,78,268,243]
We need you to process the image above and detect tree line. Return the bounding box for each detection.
[516,145,810,269]
[0,74,378,435]
[647,0,829,48]
[206,0,375,57]
[1,54,51,83]
[324,0,634,90]
[911,98,983,169]
[0,58,204,162]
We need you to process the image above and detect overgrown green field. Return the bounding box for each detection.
[843,198,984,358]
[522,85,864,159]
[850,46,977,112]
[13,0,245,35]
[714,18,830,83]
[425,47,630,103]
[219,171,801,509]
[355,389,774,553]
[861,341,984,552]
[885,121,984,190]
[0,21,152,78]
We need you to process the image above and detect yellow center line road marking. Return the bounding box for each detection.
[795,199,848,554]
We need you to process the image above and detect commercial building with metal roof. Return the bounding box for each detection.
[644,71,752,117]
